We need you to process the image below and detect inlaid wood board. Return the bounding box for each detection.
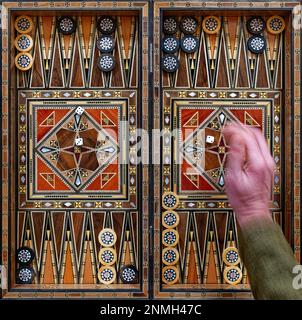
[0,1,301,299]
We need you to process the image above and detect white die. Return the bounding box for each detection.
[75,138,83,146]
[206,135,215,143]
[75,107,84,115]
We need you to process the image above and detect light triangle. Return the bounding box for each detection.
[40,173,55,188]
[100,173,116,188]
[184,173,200,189]
[244,111,260,127]
[183,112,199,128]
[100,111,116,127]
[40,111,55,127]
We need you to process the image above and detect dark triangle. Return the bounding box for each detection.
[50,35,64,88]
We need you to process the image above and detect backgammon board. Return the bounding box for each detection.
[0,1,301,299]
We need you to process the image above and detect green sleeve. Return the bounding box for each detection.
[238,219,302,300]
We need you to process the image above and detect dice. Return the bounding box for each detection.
[75,106,84,115]
[206,135,215,144]
[75,138,83,146]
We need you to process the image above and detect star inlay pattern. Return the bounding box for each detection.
[36,107,119,190]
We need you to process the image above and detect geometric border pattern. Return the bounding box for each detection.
[176,102,268,194]
[1,1,150,299]
[31,101,123,196]
[18,91,137,209]
[0,0,301,300]
[153,1,301,299]
[165,93,280,209]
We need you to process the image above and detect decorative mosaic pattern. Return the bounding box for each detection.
[96,35,115,53]
[267,15,285,34]
[202,16,221,34]
[180,17,198,34]
[119,265,138,284]
[97,54,116,72]
[18,93,139,209]
[14,34,33,52]
[57,16,76,35]
[97,16,116,34]
[162,54,179,72]
[162,36,179,54]
[17,267,35,284]
[247,35,266,54]
[16,247,35,265]
[34,104,120,192]
[153,1,300,299]
[180,35,199,53]
[1,2,150,299]
[161,95,280,207]
[224,266,242,285]
[246,16,266,34]
[15,15,33,33]
[0,1,300,300]
[163,17,178,34]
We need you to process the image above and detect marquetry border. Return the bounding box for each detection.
[174,99,273,195]
[153,1,301,299]
[1,1,149,299]
[168,94,278,203]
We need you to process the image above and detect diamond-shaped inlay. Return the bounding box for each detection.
[177,104,266,193]
[179,108,236,191]
[36,107,119,191]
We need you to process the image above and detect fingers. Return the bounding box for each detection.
[223,123,274,177]
[249,127,275,172]
[222,124,246,174]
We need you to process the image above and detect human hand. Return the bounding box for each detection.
[222,123,275,227]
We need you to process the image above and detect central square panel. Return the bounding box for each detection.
[175,101,268,195]
[29,100,126,197]
[18,90,139,211]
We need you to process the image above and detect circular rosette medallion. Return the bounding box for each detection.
[97,54,116,72]
[247,35,266,54]
[15,52,33,71]
[267,16,285,34]
[98,228,117,247]
[162,55,179,73]
[180,16,198,34]
[98,266,116,284]
[15,16,33,34]
[97,16,116,34]
[162,266,179,285]
[202,16,221,34]
[14,34,33,52]
[180,35,199,53]
[162,247,179,266]
[162,229,179,247]
[162,36,179,54]
[163,17,179,35]
[162,191,179,210]
[98,248,117,266]
[57,16,76,35]
[246,16,266,34]
[223,247,240,266]
[162,210,179,228]
[16,266,35,284]
[119,265,139,284]
[224,266,243,285]
[96,35,115,53]
[16,247,35,265]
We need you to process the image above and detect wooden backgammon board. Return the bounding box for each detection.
[0,1,301,299]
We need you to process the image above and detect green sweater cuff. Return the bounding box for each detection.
[238,219,302,300]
